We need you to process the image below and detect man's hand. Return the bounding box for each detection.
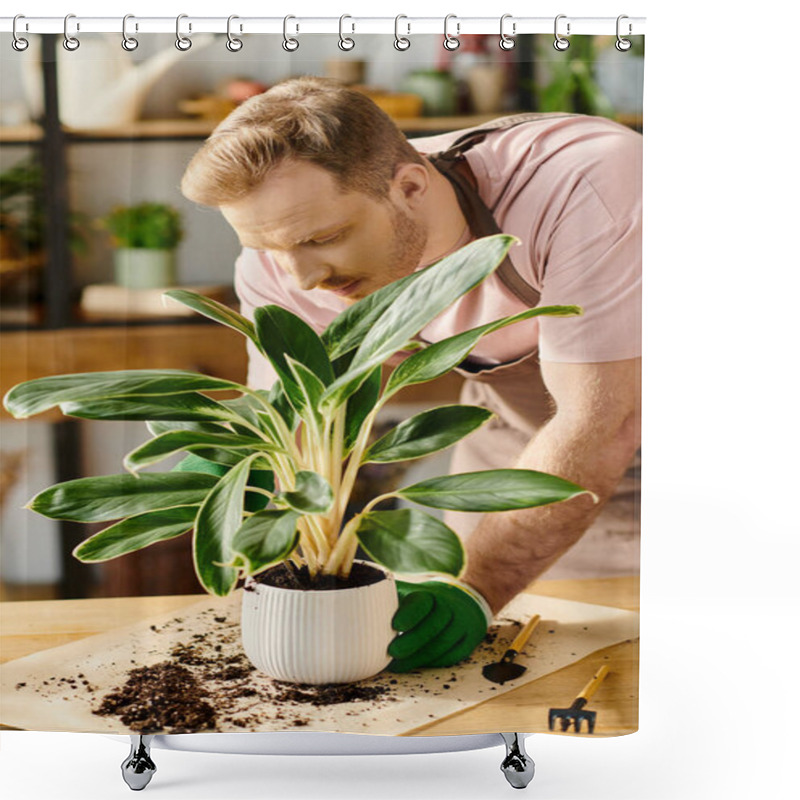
[461,357,641,614]
[386,579,493,672]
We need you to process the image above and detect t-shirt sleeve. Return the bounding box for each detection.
[535,132,642,364]
[233,248,280,390]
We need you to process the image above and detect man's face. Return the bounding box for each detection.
[220,159,428,302]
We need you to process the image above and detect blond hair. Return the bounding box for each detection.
[181,76,425,206]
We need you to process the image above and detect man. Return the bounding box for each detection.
[180,76,641,671]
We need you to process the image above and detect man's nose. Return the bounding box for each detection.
[277,253,331,291]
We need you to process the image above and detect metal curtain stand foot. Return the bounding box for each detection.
[117,733,531,790]
[500,733,535,789]
[122,735,156,791]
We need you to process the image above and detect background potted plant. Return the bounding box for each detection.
[3,233,594,685]
[100,201,183,290]
[1,156,87,303]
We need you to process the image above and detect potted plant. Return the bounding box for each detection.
[3,234,594,684]
[100,202,183,290]
[530,35,616,118]
[1,157,87,298]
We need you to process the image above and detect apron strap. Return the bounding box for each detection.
[428,113,580,308]
[434,112,581,162]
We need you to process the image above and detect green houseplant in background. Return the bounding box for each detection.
[531,35,616,118]
[3,233,594,684]
[1,157,87,300]
[100,201,183,290]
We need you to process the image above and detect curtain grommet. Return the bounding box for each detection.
[338,14,355,51]
[175,14,192,51]
[553,14,570,51]
[226,15,243,52]
[283,15,299,52]
[12,15,29,51]
[443,14,460,51]
[615,15,633,51]
[499,14,516,50]
[121,14,139,51]
[63,13,80,51]
[394,15,410,51]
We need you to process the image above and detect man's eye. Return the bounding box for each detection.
[310,232,343,246]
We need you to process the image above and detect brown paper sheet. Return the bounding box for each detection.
[0,590,638,735]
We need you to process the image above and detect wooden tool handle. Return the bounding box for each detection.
[510,614,541,652]
[577,665,610,702]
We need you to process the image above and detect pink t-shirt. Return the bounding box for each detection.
[234,114,642,390]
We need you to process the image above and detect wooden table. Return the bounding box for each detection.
[0,576,638,736]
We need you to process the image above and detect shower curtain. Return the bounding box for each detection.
[0,19,643,740]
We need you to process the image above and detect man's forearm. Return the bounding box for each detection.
[461,411,639,614]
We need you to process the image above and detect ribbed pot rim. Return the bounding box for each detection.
[243,560,393,596]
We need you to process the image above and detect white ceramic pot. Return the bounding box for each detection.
[113,248,176,289]
[241,561,398,685]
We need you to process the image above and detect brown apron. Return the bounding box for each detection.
[425,114,568,471]
[424,115,640,579]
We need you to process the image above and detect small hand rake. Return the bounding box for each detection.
[547,665,610,734]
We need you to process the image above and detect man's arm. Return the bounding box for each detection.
[461,357,641,614]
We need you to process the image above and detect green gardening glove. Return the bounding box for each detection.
[172,452,273,513]
[387,578,493,673]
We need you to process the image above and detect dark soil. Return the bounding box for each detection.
[94,662,216,733]
[255,561,387,591]
[271,680,395,707]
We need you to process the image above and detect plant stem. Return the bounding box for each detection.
[240,387,302,465]
[325,515,359,574]
[340,535,360,579]
[359,492,398,516]
[336,404,379,531]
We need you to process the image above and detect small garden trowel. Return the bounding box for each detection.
[482,614,541,684]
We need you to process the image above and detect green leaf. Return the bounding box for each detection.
[27,472,219,522]
[123,430,281,473]
[146,420,232,438]
[3,369,243,419]
[219,392,292,448]
[218,394,266,430]
[275,470,334,515]
[356,508,464,576]
[254,305,334,386]
[59,392,238,422]
[285,356,325,425]
[384,304,583,398]
[264,383,298,431]
[163,290,262,351]
[232,510,300,574]
[343,364,382,455]
[321,234,516,409]
[73,506,199,562]
[397,469,594,512]
[321,268,425,361]
[363,405,493,464]
[194,453,260,596]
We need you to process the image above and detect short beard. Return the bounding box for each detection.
[388,204,428,282]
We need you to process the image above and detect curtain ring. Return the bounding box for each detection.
[338,15,355,51]
[553,14,570,51]
[615,14,632,51]
[443,14,460,51]
[12,15,29,52]
[175,14,192,51]
[227,15,243,51]
[394,15,410,51]
[283,15,299,52]
[499,14,516,50]
[63,14,80,51]
[122,14,139,51]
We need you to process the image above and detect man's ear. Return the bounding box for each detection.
[390,162,430,211]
